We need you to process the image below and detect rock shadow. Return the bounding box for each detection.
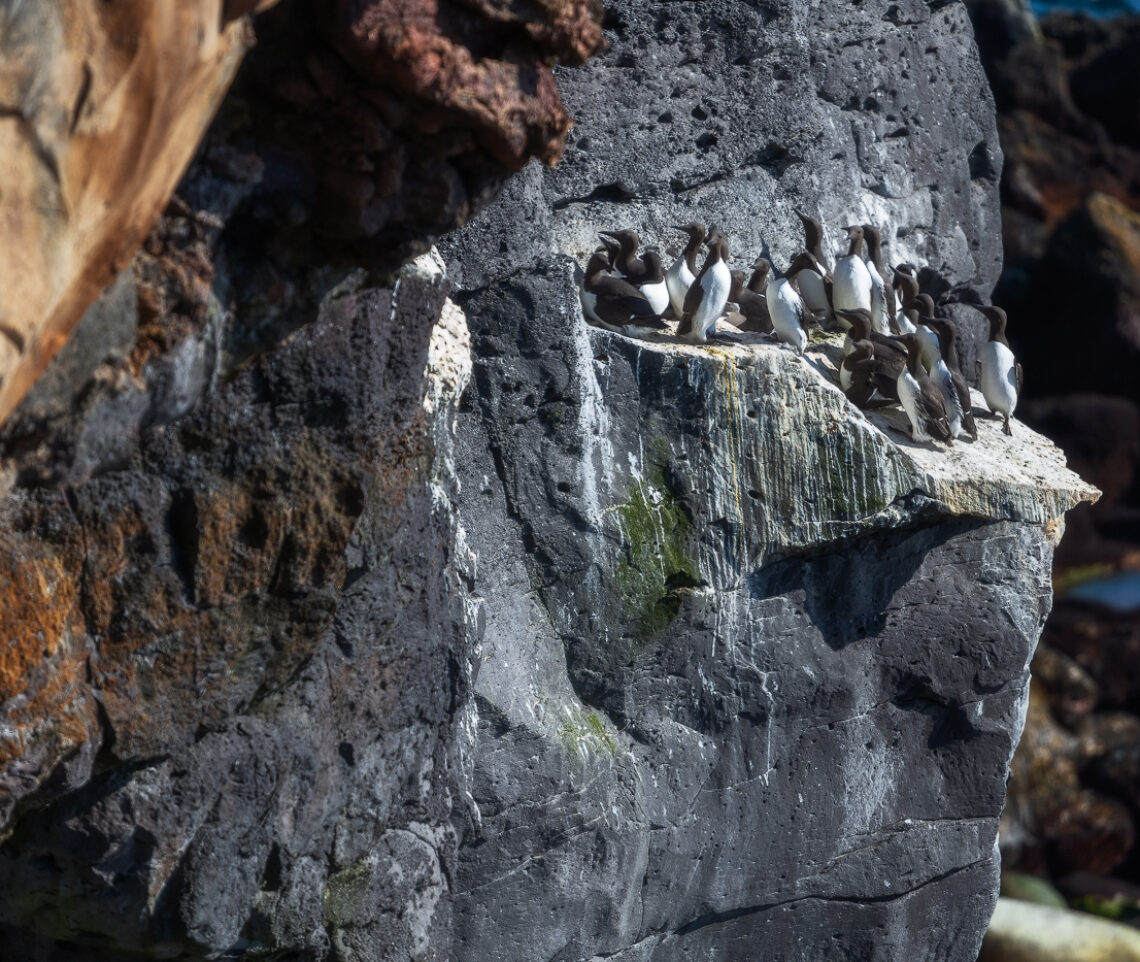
[748,514,986,650]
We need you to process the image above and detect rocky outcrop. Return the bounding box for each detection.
[439,1,1095,958]
[0,0,603,429]
[0,257,477,961]
[0,1,604,958]
[450,304,1093,960]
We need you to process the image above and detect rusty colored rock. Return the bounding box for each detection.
[327,0,603,168]
[0,2,268,428]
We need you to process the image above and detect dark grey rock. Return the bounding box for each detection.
[436,2,1091,959]
[448,273,1084,960]
[442,0,1004,330]
[0,264,474,962]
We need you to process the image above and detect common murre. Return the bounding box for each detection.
[678,229,733,344]
[832,225,874,327]
[581,246,667,334]
[842,340,903,409]
[895,332,953,444]
[766,252,818,355]
[862,224,895,336]
[794,210,833,321]
[925,316,978,440]
[728,257,773,333]
[665,222,706,318]
[970,303,1022,436]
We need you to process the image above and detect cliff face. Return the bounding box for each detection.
[441,0,1094,959]
[0,1,1099,961]
[452,307,1092,961]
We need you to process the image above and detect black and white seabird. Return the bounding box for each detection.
[665,222,706,318]
[912,293,941,372]
[678,230,733,344]
[766,252,817,355]
[832,225,874,326]
[842,340,902,409]
[970,304,1023,436]
[581,246,667,334]
[794,211,834,320]
[862,224,895,336]
[892,264,920,334]
[836,308,907,359]
[926,316,978,440]
[896,332,953,444]
[600,229,649,281]
[637,249,671,316]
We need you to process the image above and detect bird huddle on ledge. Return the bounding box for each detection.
[578,214,1024,442]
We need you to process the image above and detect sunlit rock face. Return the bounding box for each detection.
[450,270,1094,962]
[440,1,1096,959]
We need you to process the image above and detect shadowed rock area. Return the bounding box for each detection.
[0,0,600,958]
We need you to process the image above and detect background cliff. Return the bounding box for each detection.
[0,1,1098,960]
[962,0,1140,922]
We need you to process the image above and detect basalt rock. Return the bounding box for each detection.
[449,279,1095,959]
[0,255,477,961]
[435,3,1097,957]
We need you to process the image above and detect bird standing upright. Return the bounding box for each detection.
[970,304,1022,436]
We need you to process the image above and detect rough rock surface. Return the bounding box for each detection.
[439,1,1094,959]
[449,292,1094,961]
[0,256,476,961]
[0,0,603,429]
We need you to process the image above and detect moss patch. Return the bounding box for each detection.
[557,707,618,764]
[612,457,700,640]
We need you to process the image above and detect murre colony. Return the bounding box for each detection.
[578,213,1023,442]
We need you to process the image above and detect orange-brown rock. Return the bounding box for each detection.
[327,0,603,168]
[0,1,271,428]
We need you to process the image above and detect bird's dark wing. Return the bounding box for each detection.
[593,274,646,299]
[594,294,664,328]
[1015,362,1024,396]
[681,276,704,322]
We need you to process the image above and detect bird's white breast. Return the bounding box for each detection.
[833,256,873,313]
[693,261,732,336]
[980,341,1019,416]
[896,369,930,441]
[768,277,807,353]
[641,279,670,315]
[666,257,695,317]
[798,267,830,315]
